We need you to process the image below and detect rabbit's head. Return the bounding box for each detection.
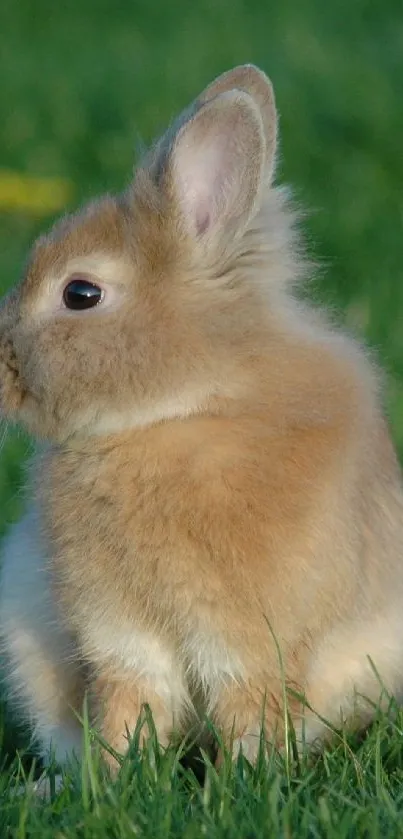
[0,65,297,443]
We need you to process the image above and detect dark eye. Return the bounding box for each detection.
[63,278,103,310]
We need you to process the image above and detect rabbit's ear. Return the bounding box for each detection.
[164,90,266,244]
[197,65,277,181]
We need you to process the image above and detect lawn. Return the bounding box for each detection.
[1,0,403,835]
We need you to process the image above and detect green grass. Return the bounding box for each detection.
[3,709,403,838]
[1,0,403,834]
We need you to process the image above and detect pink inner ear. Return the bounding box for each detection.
[175,137,228,237]
[195,203,211,236]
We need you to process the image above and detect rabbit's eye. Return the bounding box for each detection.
[63,278,103,310]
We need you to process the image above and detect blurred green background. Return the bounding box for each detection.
[0,0,402,523]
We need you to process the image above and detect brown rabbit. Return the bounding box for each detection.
[1,65,403,771]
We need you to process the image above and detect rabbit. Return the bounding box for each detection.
[1,63,403,773]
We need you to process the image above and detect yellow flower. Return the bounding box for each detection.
[0,169,74,214]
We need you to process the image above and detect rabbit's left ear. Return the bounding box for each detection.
[162,89,266,246]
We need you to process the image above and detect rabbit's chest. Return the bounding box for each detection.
[43,467,206,634]
[41,434,277,655]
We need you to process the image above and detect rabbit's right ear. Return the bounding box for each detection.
[197,65,277,182]
[155,90,266,249]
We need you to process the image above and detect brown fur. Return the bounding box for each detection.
[1,65,403,769]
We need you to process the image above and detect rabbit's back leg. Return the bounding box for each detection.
[297,614,403,748]
[0,507,84,766]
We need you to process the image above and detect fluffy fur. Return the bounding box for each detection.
[1,65,403,769]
